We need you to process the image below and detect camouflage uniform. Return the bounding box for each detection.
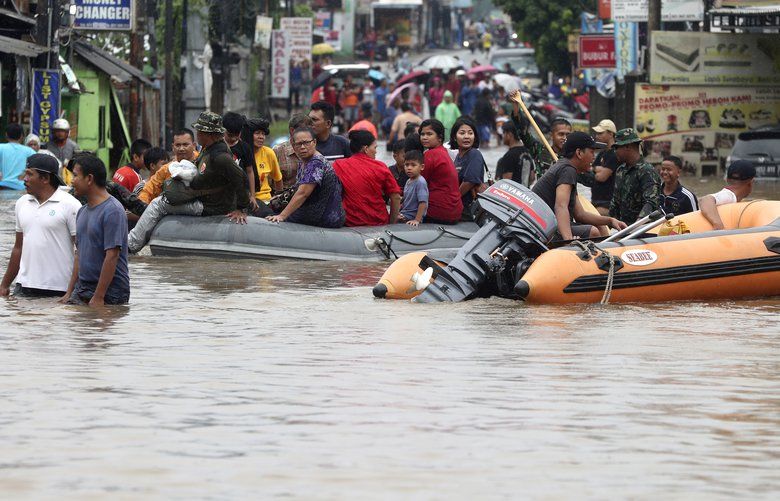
[510,111,552,177]
[610,157,661,224]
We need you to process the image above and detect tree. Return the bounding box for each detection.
[494,0,596,77]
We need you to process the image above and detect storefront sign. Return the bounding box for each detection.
[271,30,291,99]
[254,16,273,48]
[74,0,134,31]
[634,84,780,171]
[579,35,616,68]
[650,31,780,86]
[31,69,61,144]
[612,0,703,22]
[280,17,313,63]
[599,0,612,19]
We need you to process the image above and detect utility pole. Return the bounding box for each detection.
[129,3,144,141]
[165,0,174,148]
[647,0,662,74]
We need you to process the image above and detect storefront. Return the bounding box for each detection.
[370,0,423,49]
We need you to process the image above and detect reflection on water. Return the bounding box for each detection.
[1,182,780,497]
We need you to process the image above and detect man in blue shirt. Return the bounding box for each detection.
[309,101,351,162]
[0,124,35,190]
[61,153,130,306]
[659,155,699,216]
[374,79,389,121]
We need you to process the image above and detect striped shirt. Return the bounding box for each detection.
[660,182,699,216]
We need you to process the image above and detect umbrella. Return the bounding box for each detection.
[396,70,429,87]
[312,43,335,56]
[386,82,419,107]
[422,54,462,71]
[368,69,387,83]
[312,68,337,89]
[493,73,524,92]
[468,64,499,75]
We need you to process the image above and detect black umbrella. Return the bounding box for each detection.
[312,69,337,89]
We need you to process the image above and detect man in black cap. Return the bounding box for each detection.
[700,160,756,230]
[0,154,82,298]
[532,132,627,241]
[127,111,249,253]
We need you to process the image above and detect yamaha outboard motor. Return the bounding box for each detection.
[413,180,557,303]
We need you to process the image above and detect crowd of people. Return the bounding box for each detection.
[0,85,758,306]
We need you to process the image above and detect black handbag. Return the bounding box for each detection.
[268,184,297,213]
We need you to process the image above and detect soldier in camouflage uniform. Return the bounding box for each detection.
[507,91,571,178]
[610,128,661,224]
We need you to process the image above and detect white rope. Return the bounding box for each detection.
[600,252,616,305]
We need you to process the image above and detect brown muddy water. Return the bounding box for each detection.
[1,165,779,498]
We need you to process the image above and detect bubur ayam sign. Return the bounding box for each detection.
[74,0,134,31]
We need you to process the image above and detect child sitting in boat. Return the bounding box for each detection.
[397,150,429,227]
[700,160,755,230]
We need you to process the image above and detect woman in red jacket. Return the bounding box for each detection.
[419,118,463,224]
[333,129,401,227]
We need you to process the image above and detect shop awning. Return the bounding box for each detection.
[371,0,423,9]
[73,41,154,87]
[710,6,780,30]
[0,34,48,57]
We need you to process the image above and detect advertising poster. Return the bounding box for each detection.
[612,0,703,22]
[74,0,134,30]
[650,31,780,86]
[635,84,780,172]
[280,17,313,63]
[31,69,61,144]
[271,30,291,99]
[254,16,273,48]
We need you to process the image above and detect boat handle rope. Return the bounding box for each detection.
[376,226,473,260]
[571,240,617,305]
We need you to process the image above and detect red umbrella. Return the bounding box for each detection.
[396,70,429,87]
[386,82,419,107]
[467,65,499,75]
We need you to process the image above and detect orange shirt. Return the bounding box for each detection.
[138,151,198,204]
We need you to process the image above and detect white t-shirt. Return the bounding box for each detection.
[14,190,82,291]
[710,187,738,206]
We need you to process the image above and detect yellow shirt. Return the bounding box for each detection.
[254,146,282,202]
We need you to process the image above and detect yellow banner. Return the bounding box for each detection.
[634,84,780,173]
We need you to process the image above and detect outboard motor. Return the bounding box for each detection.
[414,180,557,303]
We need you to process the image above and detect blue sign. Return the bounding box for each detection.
[615,21,639,81]
[31,69,60,144]
[74,0,134,31]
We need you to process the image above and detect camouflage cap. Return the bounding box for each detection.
[191,111,226,134]
[613,128,642,147]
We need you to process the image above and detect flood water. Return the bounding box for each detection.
[1,158,779,497]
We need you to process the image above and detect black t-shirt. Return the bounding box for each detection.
[388,163,408,190]
[229,140,255,190]
[316,134,351,162]
[495,146,533,186]
[590,149,619,204]
[531,158,578,218]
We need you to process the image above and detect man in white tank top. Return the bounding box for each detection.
[700,160,755,230]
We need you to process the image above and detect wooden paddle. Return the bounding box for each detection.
[508,89,609,235]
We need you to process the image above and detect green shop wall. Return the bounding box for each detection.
[67,63,131,172]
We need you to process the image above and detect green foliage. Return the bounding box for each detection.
[293,4,315,19]
[494,0,596,77]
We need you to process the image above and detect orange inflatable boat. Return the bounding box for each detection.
[374,199,780,304]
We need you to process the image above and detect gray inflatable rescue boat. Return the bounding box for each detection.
[148,215,479,261]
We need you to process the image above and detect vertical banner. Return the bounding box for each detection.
[31,69,61,144]
[271,30,291,99]
[615,21,638,81]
